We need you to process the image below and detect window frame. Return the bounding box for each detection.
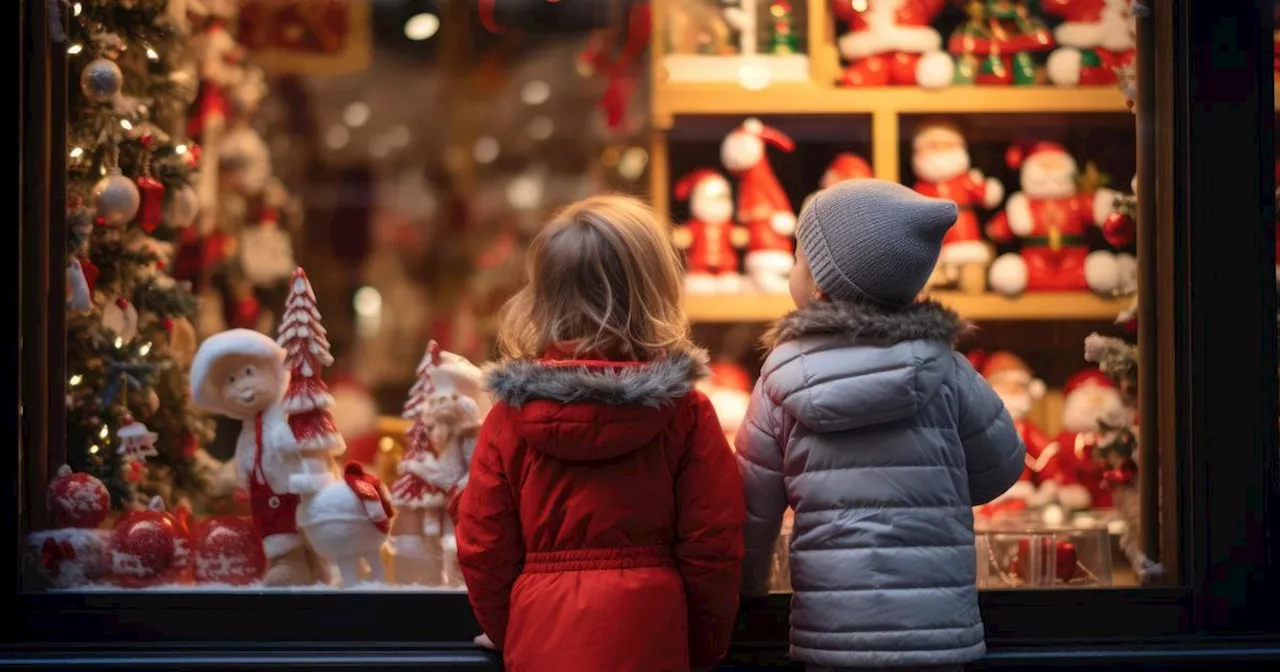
[7,0,1280,668]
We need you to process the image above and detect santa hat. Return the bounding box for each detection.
[981,351,1046,399]
[674,169,730,202]
[1005,141,1070,171]
[822,153,873,187]
[735,118,795,153]
[1063,368,1115,399]
[190,329,286,416]
[912,120,965,150]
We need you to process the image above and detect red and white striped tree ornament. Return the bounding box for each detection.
[276,267,344,454]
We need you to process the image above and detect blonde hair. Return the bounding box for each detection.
[496,194,692,361]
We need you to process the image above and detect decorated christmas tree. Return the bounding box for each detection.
[64,0,215,510]
[402,341,442,457]
[277,268,345,456]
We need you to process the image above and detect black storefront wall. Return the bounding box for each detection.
[8,0,1280,669]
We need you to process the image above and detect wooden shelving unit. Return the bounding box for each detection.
[684,292,1130,324]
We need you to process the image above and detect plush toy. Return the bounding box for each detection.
[721,118,797,295]
[672,168,749,294]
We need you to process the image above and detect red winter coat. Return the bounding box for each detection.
[456,347,745,672]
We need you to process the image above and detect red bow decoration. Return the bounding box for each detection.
[41,538,77,575]
[577,3,651,131]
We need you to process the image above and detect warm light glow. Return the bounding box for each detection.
[70,147,84,159]
[379,437,395,453]
[145,47,159,61]
[175,144,188,155]
[120,119,133,130]
[114,337,124,349]
[138,341,152,356]
[386,124,411,148]
[472,136,500,164]
[527,116,554,141]
[73,3,82,16]
[404,13,441,41]
[98,425,109,440]
[67,44,83,55]
[326,124,350,149]
[369,138,391,159]
[354,286,382,317]
[520,80,551,106]
[506,173,544,210]
[737,61,772,91]
[342,101,371,128]
[617,147,649,181]
[852,0,868,11]
[88,444,99,454]
[69,374,83,386]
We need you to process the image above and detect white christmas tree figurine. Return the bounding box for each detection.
[277,267,344,455]
[116,414,159,462]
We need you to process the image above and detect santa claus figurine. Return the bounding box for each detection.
[831,0,953,88]
[1044,0,1136,87]
[985,141,1125,296]
[821,153,873,189]
[721,118,797,295]
[910,121,1003,285]
[1042,368,1134,512]
[976,351,1054,514]
[672,168,749,294]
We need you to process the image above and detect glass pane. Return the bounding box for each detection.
[29,0,1174,601]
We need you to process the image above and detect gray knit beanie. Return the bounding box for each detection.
[796,179,958,306]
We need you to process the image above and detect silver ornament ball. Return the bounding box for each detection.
[165,185,200,228]
[80,58,124,102]
[93,171,141,226]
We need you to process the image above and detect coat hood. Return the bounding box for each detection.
[760,299,971,434]
[484,347,710,461]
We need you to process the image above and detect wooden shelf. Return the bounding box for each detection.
[684,291,1130,324]
[652,84,1129,128]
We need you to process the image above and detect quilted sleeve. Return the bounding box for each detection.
[675,394,746,670]
[455,407,523,649]
[954,352,1026,505]
[734,378,788,599]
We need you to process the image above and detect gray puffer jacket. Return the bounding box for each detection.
[736,299,1024,668]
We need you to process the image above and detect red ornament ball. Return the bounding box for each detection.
[1013,537,1079,584]
[47,465,110,529]
[191,516,265,585]
[109,509,179,587]
[1102,211,1136,248]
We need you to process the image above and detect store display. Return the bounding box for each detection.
[108,496,186,588]
[133,137,166,233]
[721,118,797,294]
[93,168,142,227]
[1044,0,1136,87]
[910,121,1002,290]
[190,515,266,585]
[116,414,160,486]
[66,258,94,315]
[101,297,140,344]
[1041,368,1133,512]
[974,351,1054,516]
[672,169,749,294]
[820,153,873,188]
[237,0,371,76]
[330,376,381,467]
[80,57,124,103]
[165,185,200,229]
[985,142,1127,296]
[949,0,1055,86]
[390,341,486,587]
[578,1,650,132]
[663,0,808,84]
[187,0,245,224]
[24,467,112,589]
[976,521,1113,588]
[696,360,753,445]
[831,0,952,88]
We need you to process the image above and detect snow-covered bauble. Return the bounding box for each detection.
[93,169,141,226]
[47,465,110,529]
[109,497,181,588]
[26,528,110,589]
[165,184,200,228]
[191,516,265,585]
[80,58,123,102]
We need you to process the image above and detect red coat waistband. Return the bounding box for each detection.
[523,544,674,574]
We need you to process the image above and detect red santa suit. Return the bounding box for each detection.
[721,119,797,294]
[1041,369,1128,511]
[1044,0,1136,86]
[832,0,952,88]
[672,169,746,280]
[974,351,1051,517]
[986,142,1119,295]
[911,123,1002,267]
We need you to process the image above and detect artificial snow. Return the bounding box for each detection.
[26,528,110,589]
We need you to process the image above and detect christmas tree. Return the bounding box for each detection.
[277,267,345,455]
[64,0,215,510]
[402,341,442,457]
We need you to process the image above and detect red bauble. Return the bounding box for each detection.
[1102,211,1136,248]
[191,516,265,585]
[46,465,110,529]
[135,175,165,233]
[109,508,179,587]
[1013,537,1079,583]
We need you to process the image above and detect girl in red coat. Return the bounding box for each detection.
[456,195,746,672]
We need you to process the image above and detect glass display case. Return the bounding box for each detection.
[11,0,1280,669]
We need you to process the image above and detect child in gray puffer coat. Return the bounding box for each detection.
[737,180,1026,672]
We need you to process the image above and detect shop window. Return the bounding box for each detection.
[22,0,1268,608]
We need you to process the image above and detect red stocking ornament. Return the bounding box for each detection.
[134,134,166,233]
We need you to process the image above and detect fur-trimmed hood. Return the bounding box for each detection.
[762,299,971,350]
[483,347,711,461]
[484,346,710,409]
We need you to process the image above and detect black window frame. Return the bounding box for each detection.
[8,0,1280,669]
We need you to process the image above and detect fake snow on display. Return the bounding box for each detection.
[55,480,108,516]
[27,528,109,588]
[58,583,467,594]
